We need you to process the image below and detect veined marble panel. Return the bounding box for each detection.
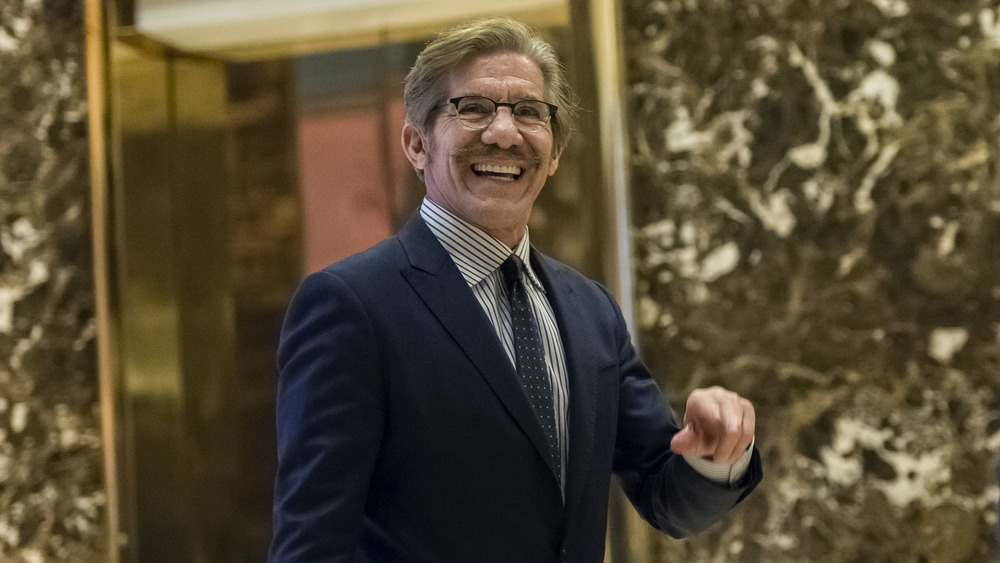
[0,0,106,560]
[624,0,1000,561]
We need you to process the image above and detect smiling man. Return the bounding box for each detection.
[270,17,762,563]
[402,50,559,247]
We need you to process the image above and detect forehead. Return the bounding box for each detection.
[448,51,546,99]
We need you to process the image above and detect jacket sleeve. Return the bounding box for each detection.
[270,270,385,562]
[602,285,762,538]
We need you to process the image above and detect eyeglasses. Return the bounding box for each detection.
[443,96,557,132]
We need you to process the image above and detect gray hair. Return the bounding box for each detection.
[403,17,579,155]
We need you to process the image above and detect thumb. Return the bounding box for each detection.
[670,424,701,456]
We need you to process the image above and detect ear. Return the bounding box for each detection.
[547,147,561,177]
[401,122,429,171]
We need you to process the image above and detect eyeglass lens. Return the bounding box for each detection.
[452,96,554,130]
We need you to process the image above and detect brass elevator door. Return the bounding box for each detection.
[90,0,628,561]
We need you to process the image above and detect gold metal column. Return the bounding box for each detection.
[85,0,122,559]
[568,0,640,561]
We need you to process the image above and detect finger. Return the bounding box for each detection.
[738,400,756,452]
[720,400,756,463]
[714,412,745,463]
[686,388,730,457]
[675,395,712,458]
[683,388,724,430]
[742,399,756,440]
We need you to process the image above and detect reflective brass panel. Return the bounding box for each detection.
[110,38,235,562]
[112,41,184,563]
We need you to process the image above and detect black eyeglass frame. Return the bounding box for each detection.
[443,96,558,127]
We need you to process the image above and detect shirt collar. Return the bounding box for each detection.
[509,230,545,293]
[420,197,545,293]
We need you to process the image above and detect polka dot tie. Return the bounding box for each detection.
[500,255,561,485]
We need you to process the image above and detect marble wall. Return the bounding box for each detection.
[0,0,106,561]
[623,0,1000,561]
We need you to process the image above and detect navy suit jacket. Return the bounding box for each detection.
[271,216,762,562]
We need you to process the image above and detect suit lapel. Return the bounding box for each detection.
[397,218,557,480]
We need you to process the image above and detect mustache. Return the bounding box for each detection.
[451,145,543,167]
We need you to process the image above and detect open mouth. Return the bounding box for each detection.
[472,163,523,180]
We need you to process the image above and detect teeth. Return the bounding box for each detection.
[473,163,523,176]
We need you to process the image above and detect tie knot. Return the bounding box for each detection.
[500,255,524,291]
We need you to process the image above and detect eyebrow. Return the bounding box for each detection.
[454,92,546,102]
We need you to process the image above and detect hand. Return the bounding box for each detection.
[669,386,755,464]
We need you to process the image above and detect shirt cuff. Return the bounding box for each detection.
[682,437,755,485]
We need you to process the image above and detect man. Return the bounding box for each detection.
[271,17,762,563]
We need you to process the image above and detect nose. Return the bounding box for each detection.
[479,106,523,149]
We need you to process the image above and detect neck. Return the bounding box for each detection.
[491,225,526,249]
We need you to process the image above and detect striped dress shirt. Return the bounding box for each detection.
[420,198,569,487]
